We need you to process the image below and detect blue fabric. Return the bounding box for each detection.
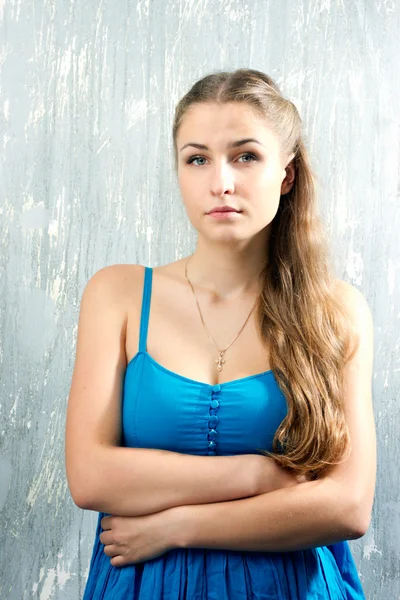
[83,266,366,599]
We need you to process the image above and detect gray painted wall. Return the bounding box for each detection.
[1,1,399,598]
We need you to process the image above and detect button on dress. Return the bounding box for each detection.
[82,266,366,599]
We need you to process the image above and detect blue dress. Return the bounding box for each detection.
[83,266,366,599]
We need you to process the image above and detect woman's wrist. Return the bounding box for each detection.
[253,455,297,495]
[168,504,196,549]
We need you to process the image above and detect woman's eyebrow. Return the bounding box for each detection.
[179,138,263,152]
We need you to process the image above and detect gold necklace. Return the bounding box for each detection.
[184,254,259,372]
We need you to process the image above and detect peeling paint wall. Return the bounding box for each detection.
[1,1,399,598]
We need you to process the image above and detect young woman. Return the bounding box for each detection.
[65,68,375,599]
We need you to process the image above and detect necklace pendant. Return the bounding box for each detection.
[215,351,226,372]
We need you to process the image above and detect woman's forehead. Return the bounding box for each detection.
[177,103,278,150]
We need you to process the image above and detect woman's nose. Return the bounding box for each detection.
[210,164,235,196]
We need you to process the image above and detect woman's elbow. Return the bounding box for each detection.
[67,477,95,510]
[353,507,372,538]
[66,463,100,511]
[343,497,373,539]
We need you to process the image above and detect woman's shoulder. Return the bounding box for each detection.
[87,263,144,287]
[332,278,373,341]
[88,260,181,283]
[82,263,145,314]
[84,260,184,307]
[333,278,371,314]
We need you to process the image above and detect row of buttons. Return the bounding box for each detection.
[208,386,221,455]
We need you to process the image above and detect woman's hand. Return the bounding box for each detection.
[100,506,181,567]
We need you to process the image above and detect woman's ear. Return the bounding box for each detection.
[281,156,296,195]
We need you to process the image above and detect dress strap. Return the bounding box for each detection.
[138,266,153,353]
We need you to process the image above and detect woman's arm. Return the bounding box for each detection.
[172,283,376,552]
[77,447,298,516]
[176,476,364,553]
[65,266,294,517]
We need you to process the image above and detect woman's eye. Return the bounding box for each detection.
[186,152,258,166]
[187,156,207,166]
[238,152,258,163]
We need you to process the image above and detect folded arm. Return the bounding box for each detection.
[176,476,364,552]
[69,445,267,517]
[65,266,292,517]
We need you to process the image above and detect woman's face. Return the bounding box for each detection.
[176,101,295,243]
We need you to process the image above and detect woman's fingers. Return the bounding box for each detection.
[99,530,113,545]
[103,543,119,557]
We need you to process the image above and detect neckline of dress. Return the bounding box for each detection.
[126,350,274,388]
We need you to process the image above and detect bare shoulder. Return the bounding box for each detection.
[333,278,374,373]
[333,278,374,332]
[86,263,143,287]
[83,263,144,308]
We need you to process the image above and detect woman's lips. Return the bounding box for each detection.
[207,210,242,220]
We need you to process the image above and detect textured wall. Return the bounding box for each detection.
[1,1,399,598]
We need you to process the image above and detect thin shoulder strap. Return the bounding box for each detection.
[138,266,152,353]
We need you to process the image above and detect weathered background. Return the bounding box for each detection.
[0,0,399,598]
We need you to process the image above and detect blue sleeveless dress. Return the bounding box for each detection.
[83,266,366,599]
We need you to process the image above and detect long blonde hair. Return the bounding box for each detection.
[172,69,358,479]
